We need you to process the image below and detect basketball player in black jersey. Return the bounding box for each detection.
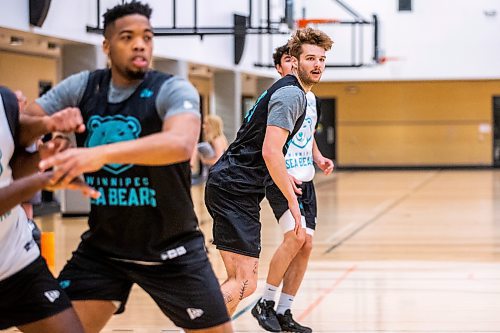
[205,28,333,318]
[28,2,232,332]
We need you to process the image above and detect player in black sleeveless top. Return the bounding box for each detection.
[27,2,232,332]
[205,28,333,317]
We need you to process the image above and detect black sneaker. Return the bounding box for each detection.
[251,298,281,332]
[277,309,312,333]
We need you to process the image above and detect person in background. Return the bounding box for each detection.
[198,114,228,167]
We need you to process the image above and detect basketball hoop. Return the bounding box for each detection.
[376,56,403,64]
[295,18,340,29]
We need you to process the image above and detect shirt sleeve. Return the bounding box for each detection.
[35,71,90,115]
[267,86,306,133]
[155,76,201,120]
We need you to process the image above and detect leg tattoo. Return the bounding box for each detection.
[223,291,233,305]
[239,280,249,300]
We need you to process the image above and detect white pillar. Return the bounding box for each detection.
[61,44,106,77]
[213,70,242,141]
[154,59,189,78]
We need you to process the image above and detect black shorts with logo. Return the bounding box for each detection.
[265,180,317,230]
[0,256,73,330]
[205,183,265,258]
[57,234,229,330]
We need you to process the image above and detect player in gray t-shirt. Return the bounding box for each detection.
[26,2,232,333]
[205,28,333,318]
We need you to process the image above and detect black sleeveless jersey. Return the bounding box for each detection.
[76,69,200,262]
[0,86,19,144]
[208,75,306,194]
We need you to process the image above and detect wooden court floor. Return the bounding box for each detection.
[3,169,500,332]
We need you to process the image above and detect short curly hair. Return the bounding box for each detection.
[272,44,290,67]
[288,28,333,59]
[103,1,152,36]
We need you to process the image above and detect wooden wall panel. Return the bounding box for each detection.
[313,80,500,166]
[338,124,490,166]
[0,50,58,103]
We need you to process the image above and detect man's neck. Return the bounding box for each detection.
[291,70,312,93]
[110,68,143,88]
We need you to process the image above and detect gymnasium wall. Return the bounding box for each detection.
[313,80,500,167]
[0,50,59,103]
[2,0,500,81]
[189,75,212,118]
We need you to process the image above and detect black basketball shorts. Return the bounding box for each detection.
[0,256,72,329]
[266,180,317,234]
[205,183,265,258]
[57,234,230,330]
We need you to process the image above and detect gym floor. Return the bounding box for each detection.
[3,169,500,332]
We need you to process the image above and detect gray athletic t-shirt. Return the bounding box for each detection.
[207,74,306,194]
[267,85,305,133]
[36,70,200,120]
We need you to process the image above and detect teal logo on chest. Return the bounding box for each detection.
[291,117,313,149]
[85,115,141,174]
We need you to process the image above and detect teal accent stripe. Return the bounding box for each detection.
[231,297,259,321]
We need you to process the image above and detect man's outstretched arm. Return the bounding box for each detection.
[39,112,201,186]
[18,107,85,147]
[312,138,334,175]
[0,172,53,216]
[0,171,99,216]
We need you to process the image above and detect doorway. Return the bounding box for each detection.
[493,96,500,167]
[315,98,336,162]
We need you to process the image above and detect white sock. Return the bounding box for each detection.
[276,292,294,315]
[262,283,278,302]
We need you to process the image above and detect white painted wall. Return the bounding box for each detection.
[298,0,500,81]
[1,0,500,81]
